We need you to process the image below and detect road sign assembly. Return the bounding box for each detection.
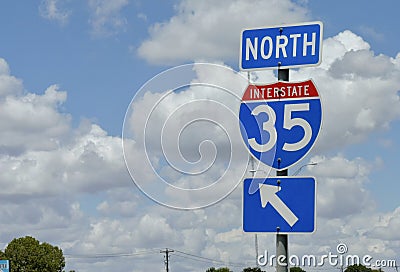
[243,177,316,233]
[239,21,323,245]
[239,80,322,170]
[240,21,323,70]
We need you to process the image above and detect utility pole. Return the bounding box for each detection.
[160,248,174,272]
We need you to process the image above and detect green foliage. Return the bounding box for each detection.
[206,267,231,272]
[243,267,265,272]
[345,264,381,272]
[290,267,306,272]
[0,250,6,259]
[3,236,65,272]
[206,267,267,272]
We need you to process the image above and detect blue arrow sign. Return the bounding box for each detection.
[243,177,316,233]
[240,21,323,70]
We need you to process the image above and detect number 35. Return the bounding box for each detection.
[248,103,312,152]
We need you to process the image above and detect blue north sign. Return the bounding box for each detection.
[240,21,323,70]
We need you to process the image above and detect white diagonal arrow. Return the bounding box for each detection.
[259,183,299,227]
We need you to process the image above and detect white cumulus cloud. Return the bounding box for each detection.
[137,0,310,64]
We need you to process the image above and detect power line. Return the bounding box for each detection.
[172,252,248,268]
[65,249,159,259]
[173,249,250,268]
[172,252,220,265]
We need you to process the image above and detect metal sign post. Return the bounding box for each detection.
[277,68,289,272]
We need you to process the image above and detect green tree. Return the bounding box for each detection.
[3,236,65,272]
[290,267,306,272]
[0,250,5,259]
[206,267,231,272]
[345,264,383,272]
[243,267,266,272]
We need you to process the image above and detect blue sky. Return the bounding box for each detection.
[0,1,399,272]
[309,0,400,57]
[0,1,175,135]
